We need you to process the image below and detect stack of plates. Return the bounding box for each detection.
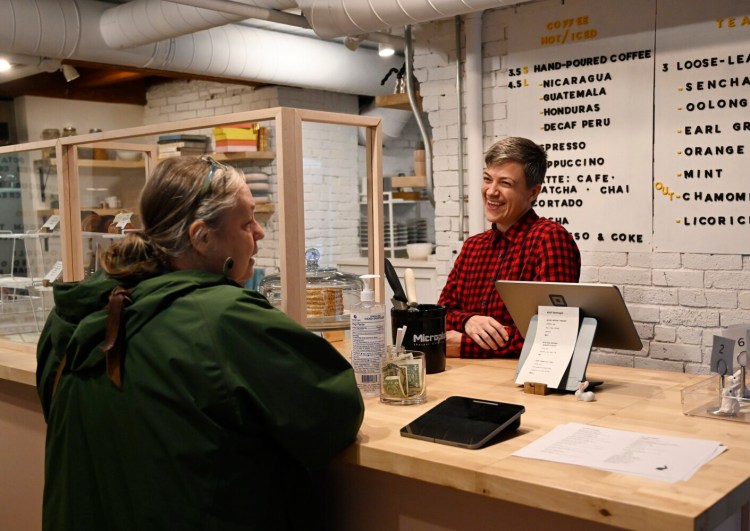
[359,219,369,248]
[359,220,409,248]
[359,218,367,249]
[407,219,428,243]
[384,221,408,247]
[245,172,270,204]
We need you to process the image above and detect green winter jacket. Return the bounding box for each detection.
[37,269,364,531]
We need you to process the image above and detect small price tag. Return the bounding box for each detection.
[44,261,64,283]
[115,212,133,229]
[710,335,735,375]
[720,324,749,368]
[42,215,61,231]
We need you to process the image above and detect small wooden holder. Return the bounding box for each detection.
[523,382,550,396]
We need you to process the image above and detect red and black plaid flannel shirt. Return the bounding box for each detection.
[438,209,581,358]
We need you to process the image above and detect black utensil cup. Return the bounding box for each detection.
[391,304,446,374]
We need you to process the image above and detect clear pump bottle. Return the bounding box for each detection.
[350,274,386,398]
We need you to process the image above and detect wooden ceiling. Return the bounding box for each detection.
[0,60,264,105]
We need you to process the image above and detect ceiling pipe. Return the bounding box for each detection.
[0,0,402,97]
[404,24,433,208]
[101,0,302,49]
[165,0,308,28]
[0,56,62,83]
[455,15,466,240]
[0,0,527,98]
[358,32,406,51]
[108,0,405,54]
[296,0,529,40]
[465,11,485,236]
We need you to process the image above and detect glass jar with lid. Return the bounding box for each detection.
[41,129,60,159]
[258,248,363,330]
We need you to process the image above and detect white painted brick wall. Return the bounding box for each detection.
[413,2,750,373]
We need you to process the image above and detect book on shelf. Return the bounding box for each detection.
[214,143,258,153]
[158,149,207,158]
[157,140,208,149]
[214,139,257,151]
[157,134,209,144]
[157,141,207,157]
[215,139,257,147]
[211,123,268,151]
[212,124,259,141]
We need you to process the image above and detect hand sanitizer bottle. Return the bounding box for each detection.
[350,274,386,398]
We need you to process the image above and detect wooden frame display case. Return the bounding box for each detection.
[0,107,385,328]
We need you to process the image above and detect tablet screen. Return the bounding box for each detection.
[400,396,525,449]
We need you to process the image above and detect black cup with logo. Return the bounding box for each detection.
[391,304,446,374]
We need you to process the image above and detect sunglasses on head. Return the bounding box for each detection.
[198,155,230,198]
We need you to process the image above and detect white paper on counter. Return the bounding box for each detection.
[513,423,726,483]
[515,306,579,387]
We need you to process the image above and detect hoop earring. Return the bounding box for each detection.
[222,257,234,276]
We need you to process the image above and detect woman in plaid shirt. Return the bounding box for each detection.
[438,137,581,358]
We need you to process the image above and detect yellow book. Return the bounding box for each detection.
[212,127,258,140]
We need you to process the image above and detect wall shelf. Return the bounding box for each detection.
[38,152,274,168]
[158,151,275,162]
[38,203,275,218]
[34,159,145,170]
[375,92,421,111]
[37,208,129,217]
[210,151,275,161]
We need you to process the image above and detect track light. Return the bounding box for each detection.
[61,64,79,82]
[378,42,395,58]
[0,59,11,72]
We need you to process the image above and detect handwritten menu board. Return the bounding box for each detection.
[507,0,655,251]
[653,1,750,252]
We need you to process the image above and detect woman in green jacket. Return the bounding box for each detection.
[37,156,364,530]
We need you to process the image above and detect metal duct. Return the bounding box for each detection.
[297,0,528,39]
[0,0,402,96]
[100,0,302,49]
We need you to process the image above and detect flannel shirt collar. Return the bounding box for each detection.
[490,208,539,245]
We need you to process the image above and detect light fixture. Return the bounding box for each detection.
[61,64,79,82]
[0,59,11,72]
[378,42,395,58]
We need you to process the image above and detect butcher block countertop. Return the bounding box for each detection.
[2,339,749,530]
[338,358,750,531]
[0,339,36,386]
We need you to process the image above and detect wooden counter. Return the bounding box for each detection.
[0,338,36,386]
[2,344,748,530]
[325,359,749,531]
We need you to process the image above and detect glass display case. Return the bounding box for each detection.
[0,107,385,340]
[259,248,363,330]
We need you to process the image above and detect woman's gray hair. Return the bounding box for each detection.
[100,156,246,279]
[484,137,547,188]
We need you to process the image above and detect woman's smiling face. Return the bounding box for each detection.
[482,161,541,232]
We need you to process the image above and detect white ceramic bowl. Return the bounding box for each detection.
[406,243,433,260]
[115,150,143,161]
